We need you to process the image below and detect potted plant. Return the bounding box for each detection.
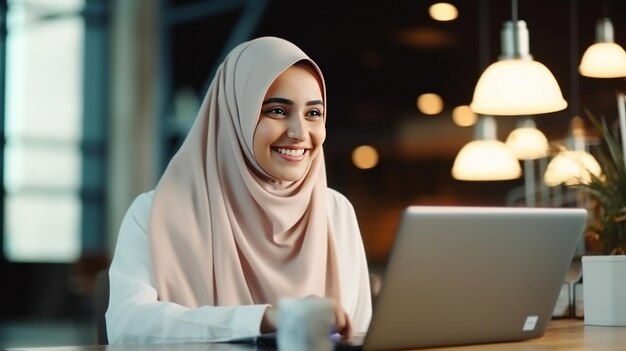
[576,113,626,326]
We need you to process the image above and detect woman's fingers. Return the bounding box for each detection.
[332,301,352,339]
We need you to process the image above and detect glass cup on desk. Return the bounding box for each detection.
[277,298,335,351]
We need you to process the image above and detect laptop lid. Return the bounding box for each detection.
[362,206,587,351]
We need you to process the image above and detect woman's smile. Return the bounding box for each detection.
[273,146,308,160]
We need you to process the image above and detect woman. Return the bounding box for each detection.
[106,36,372,344]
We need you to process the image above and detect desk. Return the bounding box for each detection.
[4,320,626,351]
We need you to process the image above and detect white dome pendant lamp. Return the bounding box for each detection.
[470,0,567,116]
[452,116,522,181]
[579,18,626,78]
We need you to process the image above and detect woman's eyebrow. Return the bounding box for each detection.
[306,100,324,106]
[261,97,324,106]
[262,97,293,105]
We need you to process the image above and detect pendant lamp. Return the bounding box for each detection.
[544,117,602,186]
[505,118,549,206]
[579,18,626,78]
[452,116,522,181]
[470,0,567,116]
[505,118,549,160]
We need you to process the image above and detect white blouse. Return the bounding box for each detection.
[106,189,372,344]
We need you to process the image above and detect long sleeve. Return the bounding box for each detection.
[105,192,269,344]
[326,189,373,334]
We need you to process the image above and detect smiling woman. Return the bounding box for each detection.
[105,37,372,344]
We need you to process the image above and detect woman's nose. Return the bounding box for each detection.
[287,117,306,141]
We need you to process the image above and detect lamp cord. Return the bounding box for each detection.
[569,0,580,118]
[511,0,519,58]
[478,0,489,70]
[511,0,518,22]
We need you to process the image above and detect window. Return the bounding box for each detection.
[3,0,85,262]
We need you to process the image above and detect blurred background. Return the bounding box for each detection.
[1,0,625,347]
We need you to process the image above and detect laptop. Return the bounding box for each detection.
[341,206,587,351]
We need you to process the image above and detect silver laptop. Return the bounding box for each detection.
[353,206,587,351]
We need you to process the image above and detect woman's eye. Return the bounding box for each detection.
[266,107,286,116]
[307,110,323,118]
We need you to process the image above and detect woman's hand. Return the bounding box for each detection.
[260,297,352,338]
[260,305,278,333]
[330,299,352,339]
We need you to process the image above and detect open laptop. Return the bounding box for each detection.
[340,206,587,351]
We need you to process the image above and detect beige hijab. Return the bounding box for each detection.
[149,37,340,308]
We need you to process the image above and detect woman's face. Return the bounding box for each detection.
[253,64,326,181]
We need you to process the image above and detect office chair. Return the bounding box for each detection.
[94,268,109,344]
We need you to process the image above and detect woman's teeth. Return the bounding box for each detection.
[275,147,305,157]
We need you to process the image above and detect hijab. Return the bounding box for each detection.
[149,36,340,307]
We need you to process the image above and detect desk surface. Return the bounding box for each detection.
[4,319,626,351]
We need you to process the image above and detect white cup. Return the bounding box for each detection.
[277,298,335,351]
